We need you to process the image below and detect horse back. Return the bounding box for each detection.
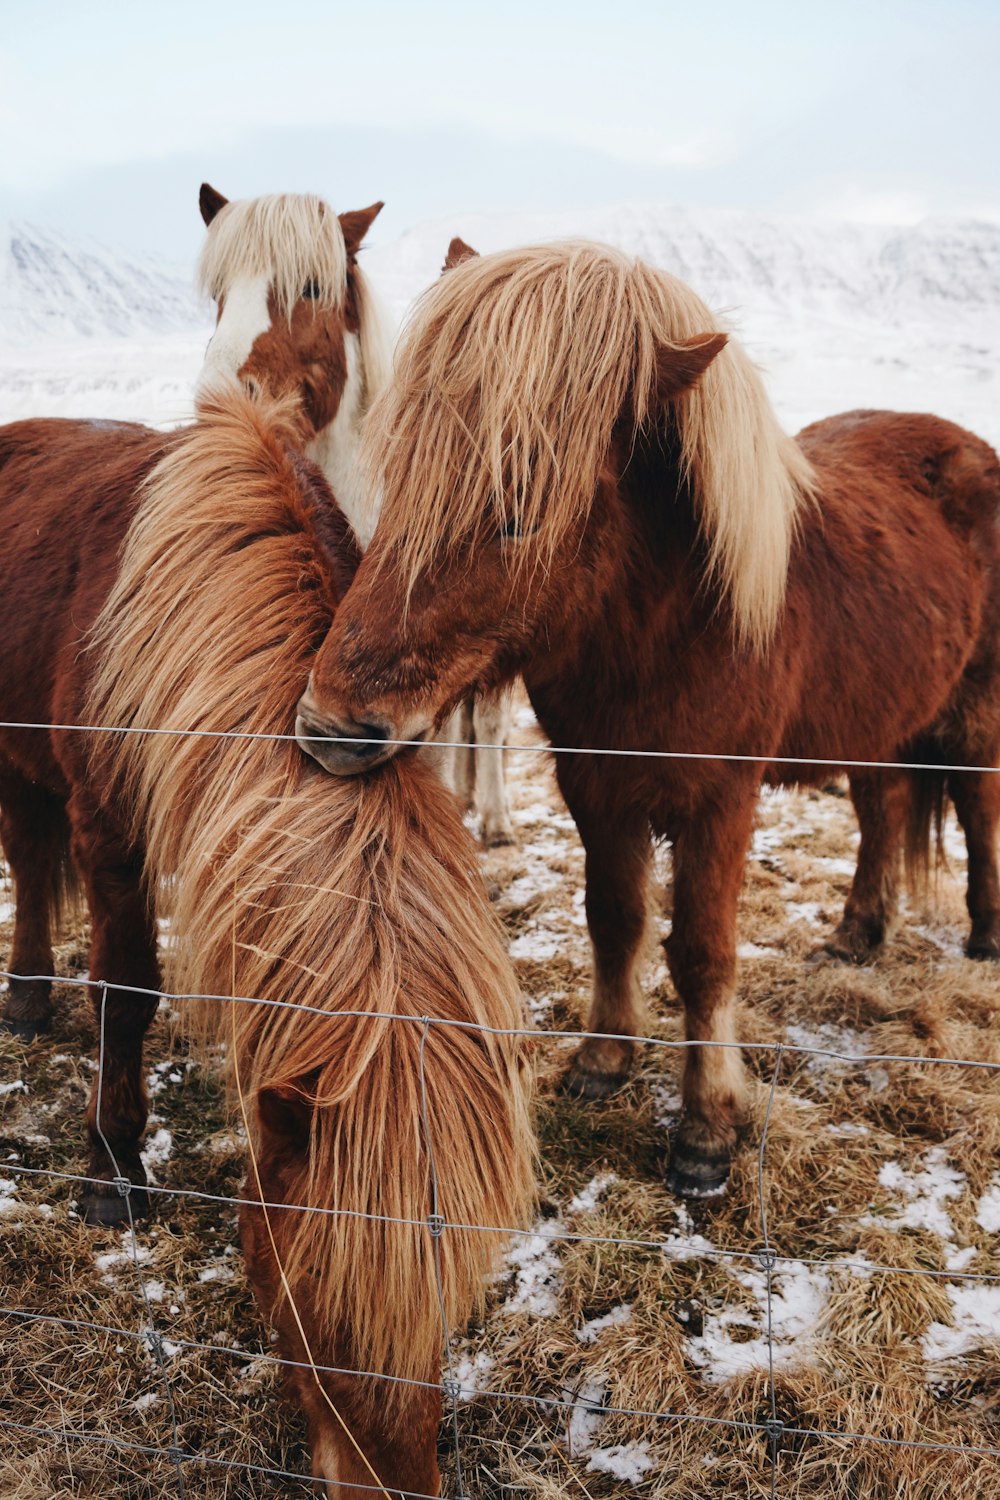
[0,418,175,788]
[798,409,1000,538]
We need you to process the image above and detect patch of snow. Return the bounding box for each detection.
[686,1260,831,1381]
[738,941,782,959]
[132,1392,159,1412]
[198,1264,234,1285]
[568,1173,617,1213]
[140,1127,173,1180]
[508,929,561,962]
[922,1285,1000,1363]
[454,1349,495,1401]
[785,1021,870,1079]
[564,1377,607,1458]
[577,1303,633,1345]
[868,1148,966,1240]
[586,1442,654,1484]
[501,1220,563,1317]
[975,1176,1000,1234]
[0,1080,27,1096]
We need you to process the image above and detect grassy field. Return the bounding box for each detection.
[2,709,999,1498]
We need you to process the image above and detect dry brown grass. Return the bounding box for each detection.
[2,718,999,1497]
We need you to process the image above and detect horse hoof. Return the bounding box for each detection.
[666,1145,731,1199]
[483,825,516,849]
[80,1183,150,1227]
[1,1015,50,1043]
[562,1059,630,1101]
[966,934,1000,961]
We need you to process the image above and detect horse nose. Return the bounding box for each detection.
[294,702,393,776]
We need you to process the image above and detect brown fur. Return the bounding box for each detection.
[297,243,1000,1197]
[83,391,532,1489]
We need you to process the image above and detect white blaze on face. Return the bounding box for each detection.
[197,274,272,399]
[306,330,380,548]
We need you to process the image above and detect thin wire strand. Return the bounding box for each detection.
[1,716,998,777]
[757,1045,784,1500]
[5,968,999,1071]
[94,982,186,1499]
[418,1017,466,1498]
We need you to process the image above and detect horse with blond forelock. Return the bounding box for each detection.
[85,388,532,1497]
[0,187,393,1222]
[296,239,1000,1198]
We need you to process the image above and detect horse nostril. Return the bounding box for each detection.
[353,721,388,744]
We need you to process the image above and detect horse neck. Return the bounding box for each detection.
[305,328,379,549]
[549,429,708,680]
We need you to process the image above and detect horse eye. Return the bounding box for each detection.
[302,278,321,300]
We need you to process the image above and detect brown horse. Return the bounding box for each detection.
[0,189,391,1225]
[82,389,531,1497]
[294,240,1000,1197]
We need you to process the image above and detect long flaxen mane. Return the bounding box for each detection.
[197,192,393,409]
[364,240,816,648]
[85,389,533,1395]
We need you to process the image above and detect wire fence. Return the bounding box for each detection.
[1,721,999,1496]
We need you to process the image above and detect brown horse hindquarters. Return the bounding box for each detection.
[786,412,1000,962]
[0,418,173,1220]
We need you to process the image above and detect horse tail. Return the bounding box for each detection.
[904,766,948,896]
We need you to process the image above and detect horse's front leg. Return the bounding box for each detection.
[557,769,652,1097]
[665,789,758,1198]
[69,791,160,1225]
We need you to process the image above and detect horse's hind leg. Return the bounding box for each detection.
[474,688,515,846]
[0,768,71,1041]
[950,768,1000,958]
[69,790,160,1225]
[822,770,909,962]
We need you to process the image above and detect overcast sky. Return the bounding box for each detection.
[2,0,997,260]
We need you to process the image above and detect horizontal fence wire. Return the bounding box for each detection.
[2,711,999,1491]
[1,715,999,776]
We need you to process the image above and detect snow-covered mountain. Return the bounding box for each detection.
[365,204,1000,329]
[0,205,996,444]
[0,221,201,343]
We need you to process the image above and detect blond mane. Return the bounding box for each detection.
[85,389,532,1395]
[364,240,815,648]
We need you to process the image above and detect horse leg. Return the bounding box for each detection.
[822,771,908,962]
[69,791,160,1225]
[0,769,70,1041]
[558,777,652,1098]
[474,689,514,846]
[950,769,1000,958]
[665,792,756,1198]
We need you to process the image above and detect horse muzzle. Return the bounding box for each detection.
[294,700,417,776]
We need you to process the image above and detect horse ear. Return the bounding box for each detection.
[339,201,384,255]
[442,237,479,273]
[654,332,728,403]
[258,1083,312,1147]
[199,183,229,226]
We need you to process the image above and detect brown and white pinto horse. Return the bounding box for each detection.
[83,389,532,1497]
[296,240,1000,1197]
[0,189,391,1224]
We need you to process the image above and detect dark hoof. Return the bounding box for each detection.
[483,827,516,849]
[1,1015,50,1043]
[811,931,878,966]
[666,1143,731,1199]
[966,934,1000,961]
[80,1179,150,1227]
[562,1060,631,1101]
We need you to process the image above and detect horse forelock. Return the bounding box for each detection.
[197,193,349,317]
[85,387,532,1393]
[363,240,814,647]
